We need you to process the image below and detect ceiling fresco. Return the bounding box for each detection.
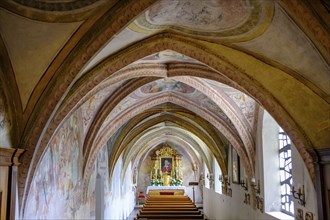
[135,50,198,64]
[99,78,240,134]
[130,0,272,38]
[0,0,109,22]
[139,78,195,95]
[80,81,124,135]
[226,92,256,125]
[206,80,257,127]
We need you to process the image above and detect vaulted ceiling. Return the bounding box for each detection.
[0,0,329,213]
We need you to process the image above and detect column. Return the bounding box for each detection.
[0,147,25,220]
[315,148,330,220]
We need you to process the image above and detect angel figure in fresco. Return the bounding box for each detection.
[162,159,172,173]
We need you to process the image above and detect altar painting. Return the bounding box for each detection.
[161,157,173,174]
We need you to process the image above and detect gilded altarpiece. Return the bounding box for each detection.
[150,146,183,186]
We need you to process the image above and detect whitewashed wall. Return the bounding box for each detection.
[203,110,318,220]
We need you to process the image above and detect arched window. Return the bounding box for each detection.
[262,111,294,219]
[278,128,294,216]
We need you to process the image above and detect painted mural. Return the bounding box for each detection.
[131,0,269,38]
[100,79,197,131]
[81,81,123,135]
[24,111,86,219]
[227,92,256,125]
[140,79,195,94]
[138,50,196,63]
[206,79,257,127]
[24,113,135,219]
[100,78,241,134]
[0,79,12,147]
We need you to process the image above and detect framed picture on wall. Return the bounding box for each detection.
[232,147,240,184]
[160,157,173,174]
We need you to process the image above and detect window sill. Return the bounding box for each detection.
[267,211,294,220]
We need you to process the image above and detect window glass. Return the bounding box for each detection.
[279,128,294,216]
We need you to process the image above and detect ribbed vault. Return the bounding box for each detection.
[103,106,229,187]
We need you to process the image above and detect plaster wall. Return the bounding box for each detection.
[203,109,318,220]
[291,145,318,219]
[104,156,135,219]
[262,112,282,212]
[203,187,277,220]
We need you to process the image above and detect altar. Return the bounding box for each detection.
[146,186,186,195]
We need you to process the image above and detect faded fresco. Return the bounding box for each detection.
[227,92,256,125]
[132,0,265,37]
[25,116,136,220]
[139,50,195,63]
[81,82,123,135]
[24,111,87,219]
[140,79,195,94]
[0,78,12,147]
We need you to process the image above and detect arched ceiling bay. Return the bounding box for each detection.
[120,125,214,182]
[1,0,328,214]
[78,76,257,197]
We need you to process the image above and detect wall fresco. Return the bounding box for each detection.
[25,116,136,219]
[24,111,85,219]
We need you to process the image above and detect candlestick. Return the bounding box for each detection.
[291,184,306,206]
